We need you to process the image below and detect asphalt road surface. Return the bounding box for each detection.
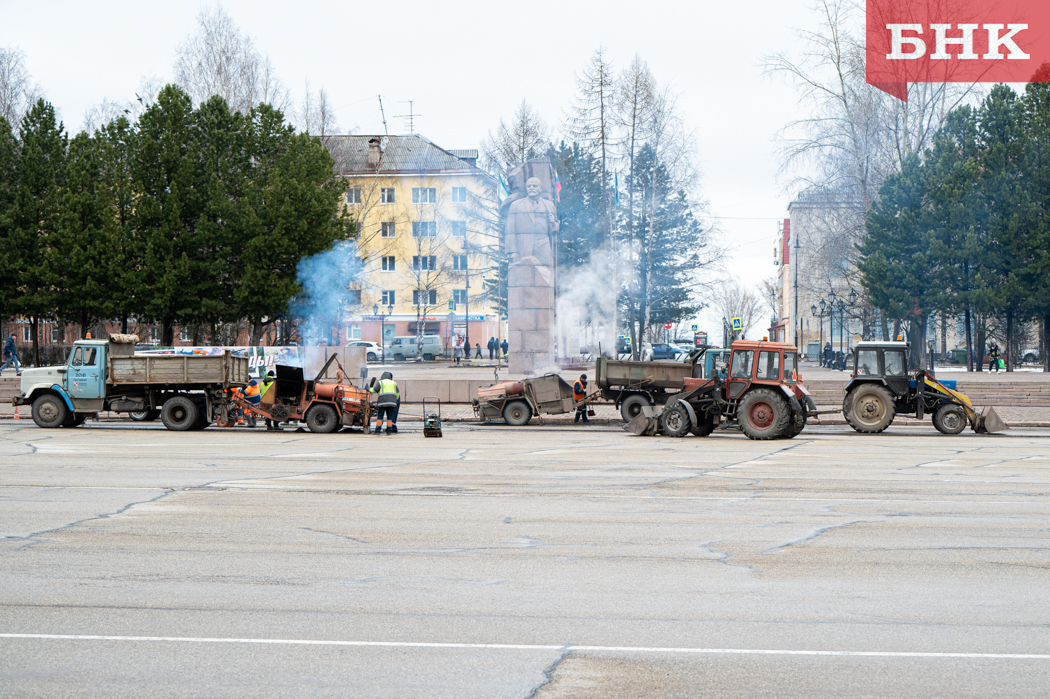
[1,420,1048,698]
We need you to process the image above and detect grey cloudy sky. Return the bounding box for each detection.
[3,0,831,338]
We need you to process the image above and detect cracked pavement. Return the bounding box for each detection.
[1,421,1049,697]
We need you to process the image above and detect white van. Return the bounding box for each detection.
[386,335,445,360]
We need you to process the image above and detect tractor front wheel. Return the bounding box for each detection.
[738,388,790,440]
[933,404,966,434]
[844,384,895,433]
[660,401,692,438]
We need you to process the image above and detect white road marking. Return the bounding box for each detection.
[0,634,1046,660]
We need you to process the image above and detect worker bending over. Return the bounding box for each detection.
[573,373,589,424]
[371,371,400,434]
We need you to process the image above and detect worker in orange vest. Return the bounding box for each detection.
[573,374,589,424]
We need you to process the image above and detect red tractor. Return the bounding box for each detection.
[629,340,817,440]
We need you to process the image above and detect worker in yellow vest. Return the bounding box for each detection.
[370,371,399,434]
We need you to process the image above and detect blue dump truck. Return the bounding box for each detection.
[13,334,250,431]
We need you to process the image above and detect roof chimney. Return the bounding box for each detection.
[367,138,383,168]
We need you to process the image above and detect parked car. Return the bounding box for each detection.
[346,341,383,362]
[385,335,445,361]
[1022,348,1041,365]
[644,342,684,361]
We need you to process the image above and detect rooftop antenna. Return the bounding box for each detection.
[394,100,421,134]
[377,95,389,136]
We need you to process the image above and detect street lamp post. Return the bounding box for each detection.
[846,289,857,353]
[838,299,846,355]
[818,298,827,365]
[811,304,821,363]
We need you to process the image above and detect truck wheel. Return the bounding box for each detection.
[844,384,895,433]
[503,400,533,426]
[161,396,199,431]
[32,394,69,428]
[620,394,650,422]
[933,404,966,434]
[739,388,790,440]
[130,409,160,422]
[782,410,806,439]
[660,401,692,438]
[691,410,717,437]
[394,353,405,361]
[306,404,340,433]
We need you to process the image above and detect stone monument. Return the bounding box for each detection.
[502,159,558,376]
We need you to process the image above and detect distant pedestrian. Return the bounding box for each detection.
[487,337,496,359]
[475,342,482,359]
[573,374,589,424]
[822,342,832,367]
[989,342,1001,372]
[0,333,20,376]
[501,339,508,358]
[453,338,463,365]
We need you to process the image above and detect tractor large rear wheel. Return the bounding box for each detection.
[933,404,966,434]
[844,384,895,433]
[739,388,789,440]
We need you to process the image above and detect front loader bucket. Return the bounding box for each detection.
[623,405,663,436]
[974,406,1007,434]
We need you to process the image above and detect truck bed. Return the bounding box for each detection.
[109,354,250,387]
[596,357,699,390]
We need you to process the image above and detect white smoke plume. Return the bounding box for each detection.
[291,240,363,345]
[556,249,629,359]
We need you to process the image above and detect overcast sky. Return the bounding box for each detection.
[3,0,833,339]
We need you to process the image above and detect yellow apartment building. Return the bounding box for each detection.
[329,135,502,352]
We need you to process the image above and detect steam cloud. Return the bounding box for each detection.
[291,240,363,345]
[556,249,626,358]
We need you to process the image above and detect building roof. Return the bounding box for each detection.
[328,134,483,175]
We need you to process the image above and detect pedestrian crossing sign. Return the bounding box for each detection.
[690,324,698,333]
[732,317,742,331]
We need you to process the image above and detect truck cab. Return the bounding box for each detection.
[16,340,111,426]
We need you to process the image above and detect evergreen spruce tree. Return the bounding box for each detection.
[10,99,67,364]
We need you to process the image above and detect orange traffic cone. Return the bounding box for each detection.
[13,405,19,420]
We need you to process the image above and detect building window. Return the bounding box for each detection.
[453,254,468,271]
[411,187,436,204]
[348,289,362,305]
[452,187,467,203]
[381,290,395,306]
[381,256,396,272]
[451,220,467,237]
[413,289,438,306]
[346,325,361,341]
[149,326,159,344]
[179,327,191,342]
[380,222,395,238]
[412,221,436,237]
[345,188,361,205]
[413,255,437,271]
[22,326,32,343]
[380,188,395,204]
[453,289,467,305]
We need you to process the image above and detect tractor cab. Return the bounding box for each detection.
[848,342,911,399]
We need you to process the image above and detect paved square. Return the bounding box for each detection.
[1,421,1048,697]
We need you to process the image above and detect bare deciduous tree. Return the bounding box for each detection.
[0,46,40,126]
[480,99,549,176]
[714,280,762,340]
[173,3,288,114]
